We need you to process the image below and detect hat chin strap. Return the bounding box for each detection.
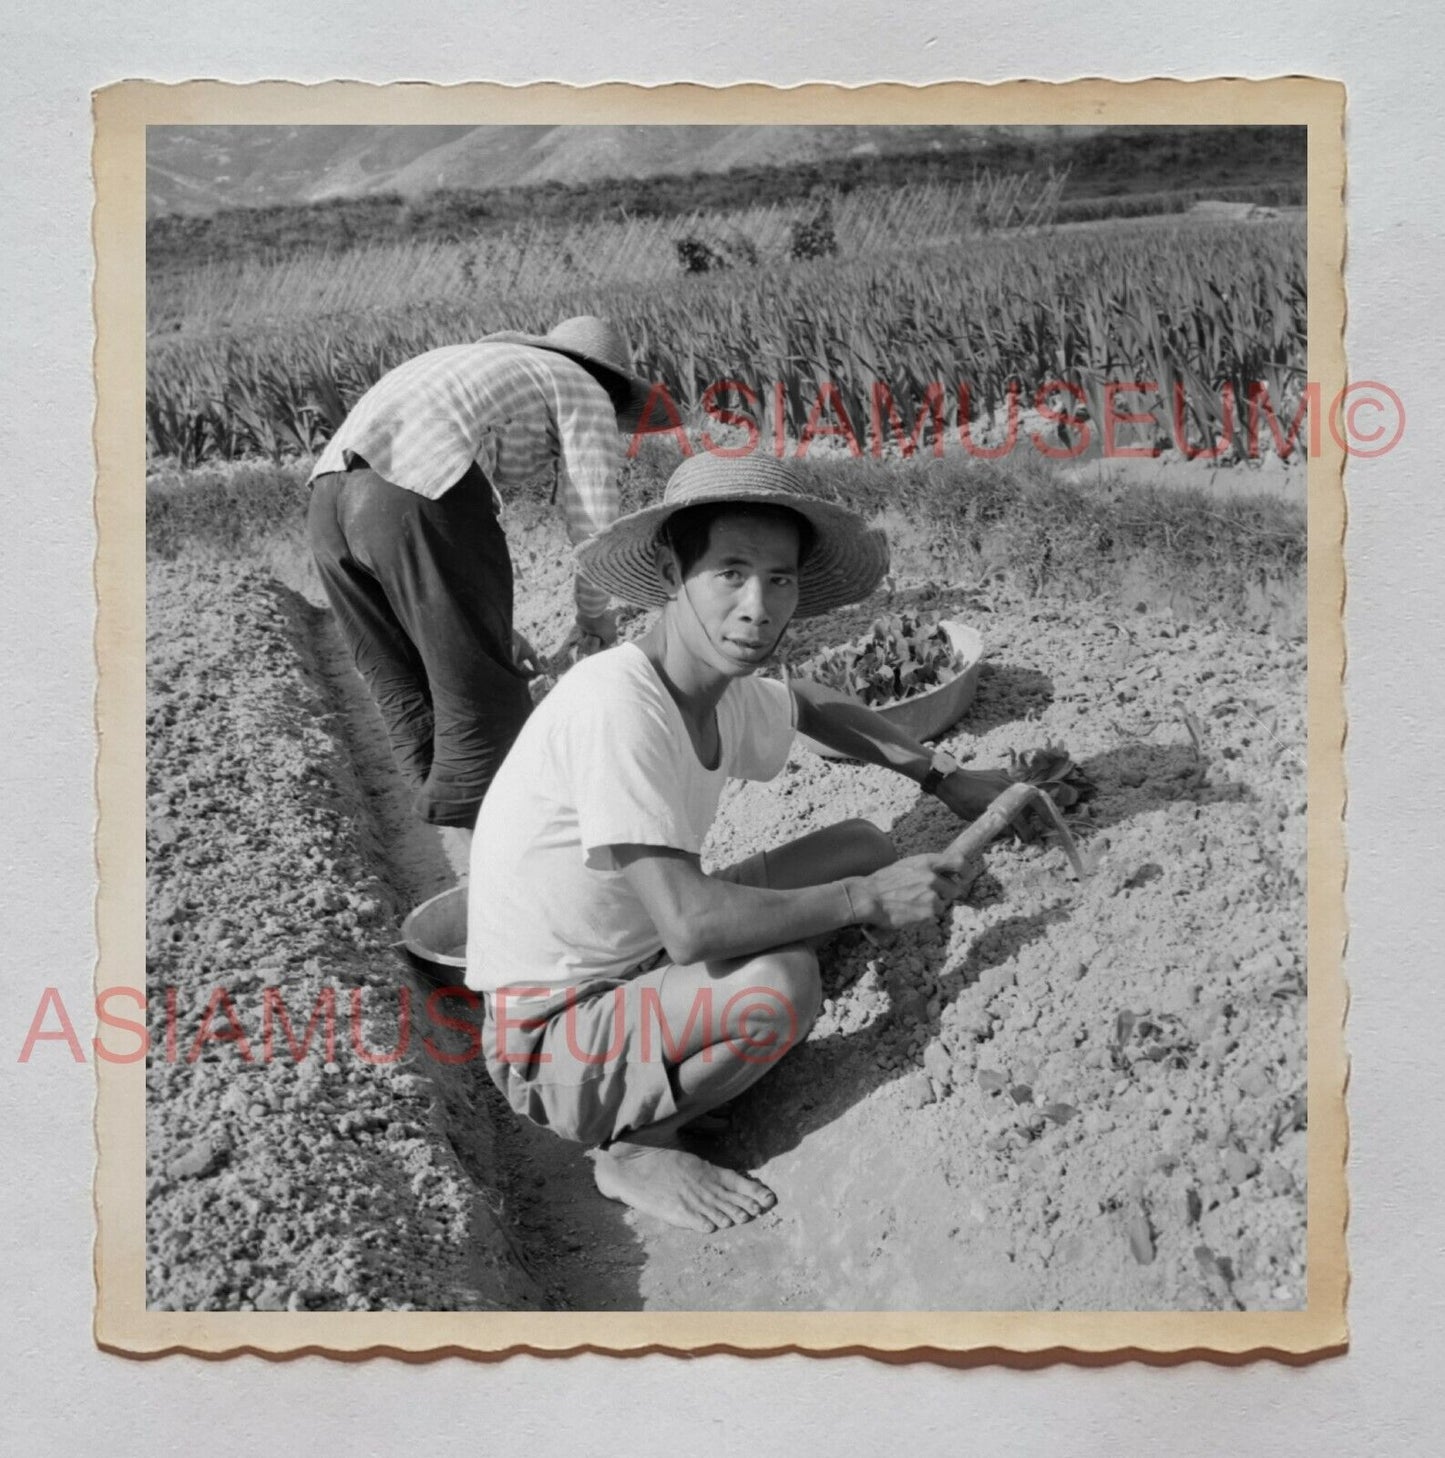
[673,569,792,669]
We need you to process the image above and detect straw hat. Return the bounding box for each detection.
[481,315,649,420]
[576,453,890,618]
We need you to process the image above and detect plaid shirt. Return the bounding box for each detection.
[310,342,621,616]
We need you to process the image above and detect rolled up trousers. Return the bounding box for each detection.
[307,461,534,829]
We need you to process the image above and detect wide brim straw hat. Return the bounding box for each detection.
[576,453,890,619]
[480,315,650,422]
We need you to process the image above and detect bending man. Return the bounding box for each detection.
[306,315,647,846]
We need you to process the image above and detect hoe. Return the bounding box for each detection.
[402,781,1090,981]
[855,781,1090,951]
[936,780,1091,884]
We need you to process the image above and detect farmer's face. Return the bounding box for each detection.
[670,513,802,673]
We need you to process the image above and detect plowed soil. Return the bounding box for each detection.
[146,507,1306,1312]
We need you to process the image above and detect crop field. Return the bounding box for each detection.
[147,203,1305,473]
[145,180,1311,1313]
[148,174,1071,333]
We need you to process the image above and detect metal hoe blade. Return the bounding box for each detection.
[937,782,1092,882]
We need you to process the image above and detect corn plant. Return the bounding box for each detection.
[147,212,1306,468]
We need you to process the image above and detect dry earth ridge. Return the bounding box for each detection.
[146,564,540,1311]
[146,512,1306,1312]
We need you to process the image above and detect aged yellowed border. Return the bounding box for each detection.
[96,77,1347,1360]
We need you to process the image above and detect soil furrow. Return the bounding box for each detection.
[302,598,648,1310]
[146,561,537,1311]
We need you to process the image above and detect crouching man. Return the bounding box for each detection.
[465,453,1018,1233]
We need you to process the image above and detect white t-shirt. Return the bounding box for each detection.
[465,643,796,994]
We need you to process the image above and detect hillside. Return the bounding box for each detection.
[147,123,1087,216]
[146,125,1306,273]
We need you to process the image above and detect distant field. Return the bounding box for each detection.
[148,178,1070,334]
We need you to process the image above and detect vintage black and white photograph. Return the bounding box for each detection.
[121,89,1341,1336]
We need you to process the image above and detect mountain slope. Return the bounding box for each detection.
[145,123,1089,215]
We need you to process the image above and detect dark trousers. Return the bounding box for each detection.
[307,462,534,829]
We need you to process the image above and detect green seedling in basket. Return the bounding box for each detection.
[802,611,960,709]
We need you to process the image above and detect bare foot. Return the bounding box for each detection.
[592,1142,775,1233]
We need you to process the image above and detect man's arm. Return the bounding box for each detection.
[612,844,957,967]
[566,595,618,653]
[789,677,1013,822]
[554,370,623,645]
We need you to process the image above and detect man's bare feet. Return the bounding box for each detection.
[592,1141,776,1233]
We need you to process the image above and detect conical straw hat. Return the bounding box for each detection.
[480,315,649,418]
[576,453,889,618]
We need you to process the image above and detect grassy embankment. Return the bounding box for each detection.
[147,440,1305,639]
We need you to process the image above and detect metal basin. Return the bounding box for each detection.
[802,619,985,760]
[399,884,468,986]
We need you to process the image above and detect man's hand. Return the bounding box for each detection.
[511,629,542,678]
[933,765,1050,843]
[555,609,619,665]
[932,748,1094,842]
[576,608,618,647]
[932,766,1013,822]
[851,854,965,930]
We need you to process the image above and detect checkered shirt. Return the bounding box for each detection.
[309,342,621,615]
